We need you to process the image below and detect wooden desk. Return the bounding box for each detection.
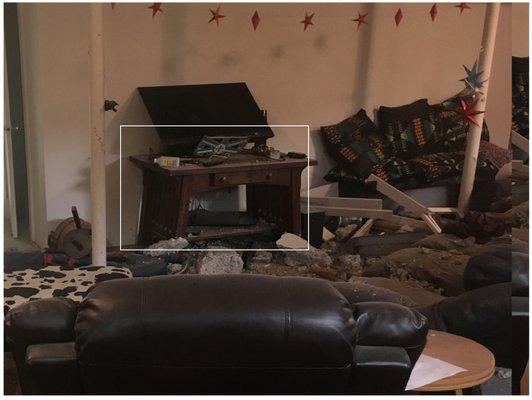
[416,330,495,394]
[130,154,316,245]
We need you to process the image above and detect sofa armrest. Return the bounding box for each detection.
[349,345,411,394]
[25,342,81,394]
[352,301,428,364]
[5,298,77,345]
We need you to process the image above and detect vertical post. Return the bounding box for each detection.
[89,3,106,266]
[457,3,500,215]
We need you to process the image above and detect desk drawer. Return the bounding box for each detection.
[212,169,290,187]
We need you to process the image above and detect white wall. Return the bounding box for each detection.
[512,3,529,56]
[16,3,514,247]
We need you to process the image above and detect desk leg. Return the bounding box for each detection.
[288,168,302,235]
[174,175,193,238]
[137,170,150,245]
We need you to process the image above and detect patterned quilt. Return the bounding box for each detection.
[4,265,132,314]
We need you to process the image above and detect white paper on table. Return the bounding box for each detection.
[405,354,467,391]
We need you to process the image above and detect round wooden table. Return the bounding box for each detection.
[416,330,495,394]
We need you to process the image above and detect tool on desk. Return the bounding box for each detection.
[193,136,250,157]
[287,152,307,159]
[154,156,180,168]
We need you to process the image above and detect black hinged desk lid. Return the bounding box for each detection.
[138,82,275,156]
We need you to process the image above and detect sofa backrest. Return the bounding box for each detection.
[74,274,357,394]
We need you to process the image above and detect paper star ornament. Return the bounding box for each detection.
[352,12,368,29]
[148,3,162,18]
[301,12,314,31]
[209,6,226,26]
[459,99,484,126]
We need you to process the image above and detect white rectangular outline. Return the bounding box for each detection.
[119,124,310,252]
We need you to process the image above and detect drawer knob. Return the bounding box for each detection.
[266,173,272,179]
[219,176,227,183]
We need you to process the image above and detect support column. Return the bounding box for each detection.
[89,3,106,266]
[457,3,500,215]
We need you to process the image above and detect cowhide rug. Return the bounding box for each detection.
[4,265,132,314]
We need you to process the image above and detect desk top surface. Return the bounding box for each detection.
[415,329,495,392]
[130,154,317,176]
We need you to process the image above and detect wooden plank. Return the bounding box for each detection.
[351,231,428,247]
[521,361,529,395]
[367,174,428,217]
[428,207,458,214]
[322,227,335,241]
[513,160,530,173]
[352,219,374,238]
[512,227,529,243]
[301,182,338,197]
[388,215,432,231]
[303,196,382,209]
[512,130,529,153]
[186,224,277,242]
[421,213,442,234]
[308,204,393,219]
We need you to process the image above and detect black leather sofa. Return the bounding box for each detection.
[5,274,428,395]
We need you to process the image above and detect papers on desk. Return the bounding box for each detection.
[405,354,467,391]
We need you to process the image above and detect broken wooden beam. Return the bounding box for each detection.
[308,205,393,219]
[366,174,428,217]
[421,213,442,234]
[352,219,374,238]
[512,130,529,153]
[303,196,382,210]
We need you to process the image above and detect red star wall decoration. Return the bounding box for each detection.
[352,12,368,29]
[455,3,471,14]
[209,6,226,26]
[300,12,314,31]
[430,4,437,21]
[394,8,403,27]
[459,99,484,126]
[148,3,162,18]
[251,11,260,31]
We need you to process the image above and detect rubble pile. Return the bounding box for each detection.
[142,215,506,307]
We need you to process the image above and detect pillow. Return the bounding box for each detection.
[410,152,464,184]
[324,165,365,185]
[325,158,421,190]
[320,109,388,178]
[432,90,490,151]
[370,157,420,188]
[377,98,439,159]
[475,140,511,180]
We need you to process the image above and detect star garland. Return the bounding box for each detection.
[461,60,486,96]
[300,12,314,31]
[459,99,484,126]
[209,6,226,26]
[148,3,162,18]
[352,12,368,29]
[124,4,480,30]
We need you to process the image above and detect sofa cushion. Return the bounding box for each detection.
[475,140,511,179]
[410,151,464,183]
[432,90,490,151]
[324,157,421,190]
[370,157,420,187]
[378,98,438,158]
[320,109,388,178]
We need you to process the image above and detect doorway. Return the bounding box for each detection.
[4,3,31,247]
